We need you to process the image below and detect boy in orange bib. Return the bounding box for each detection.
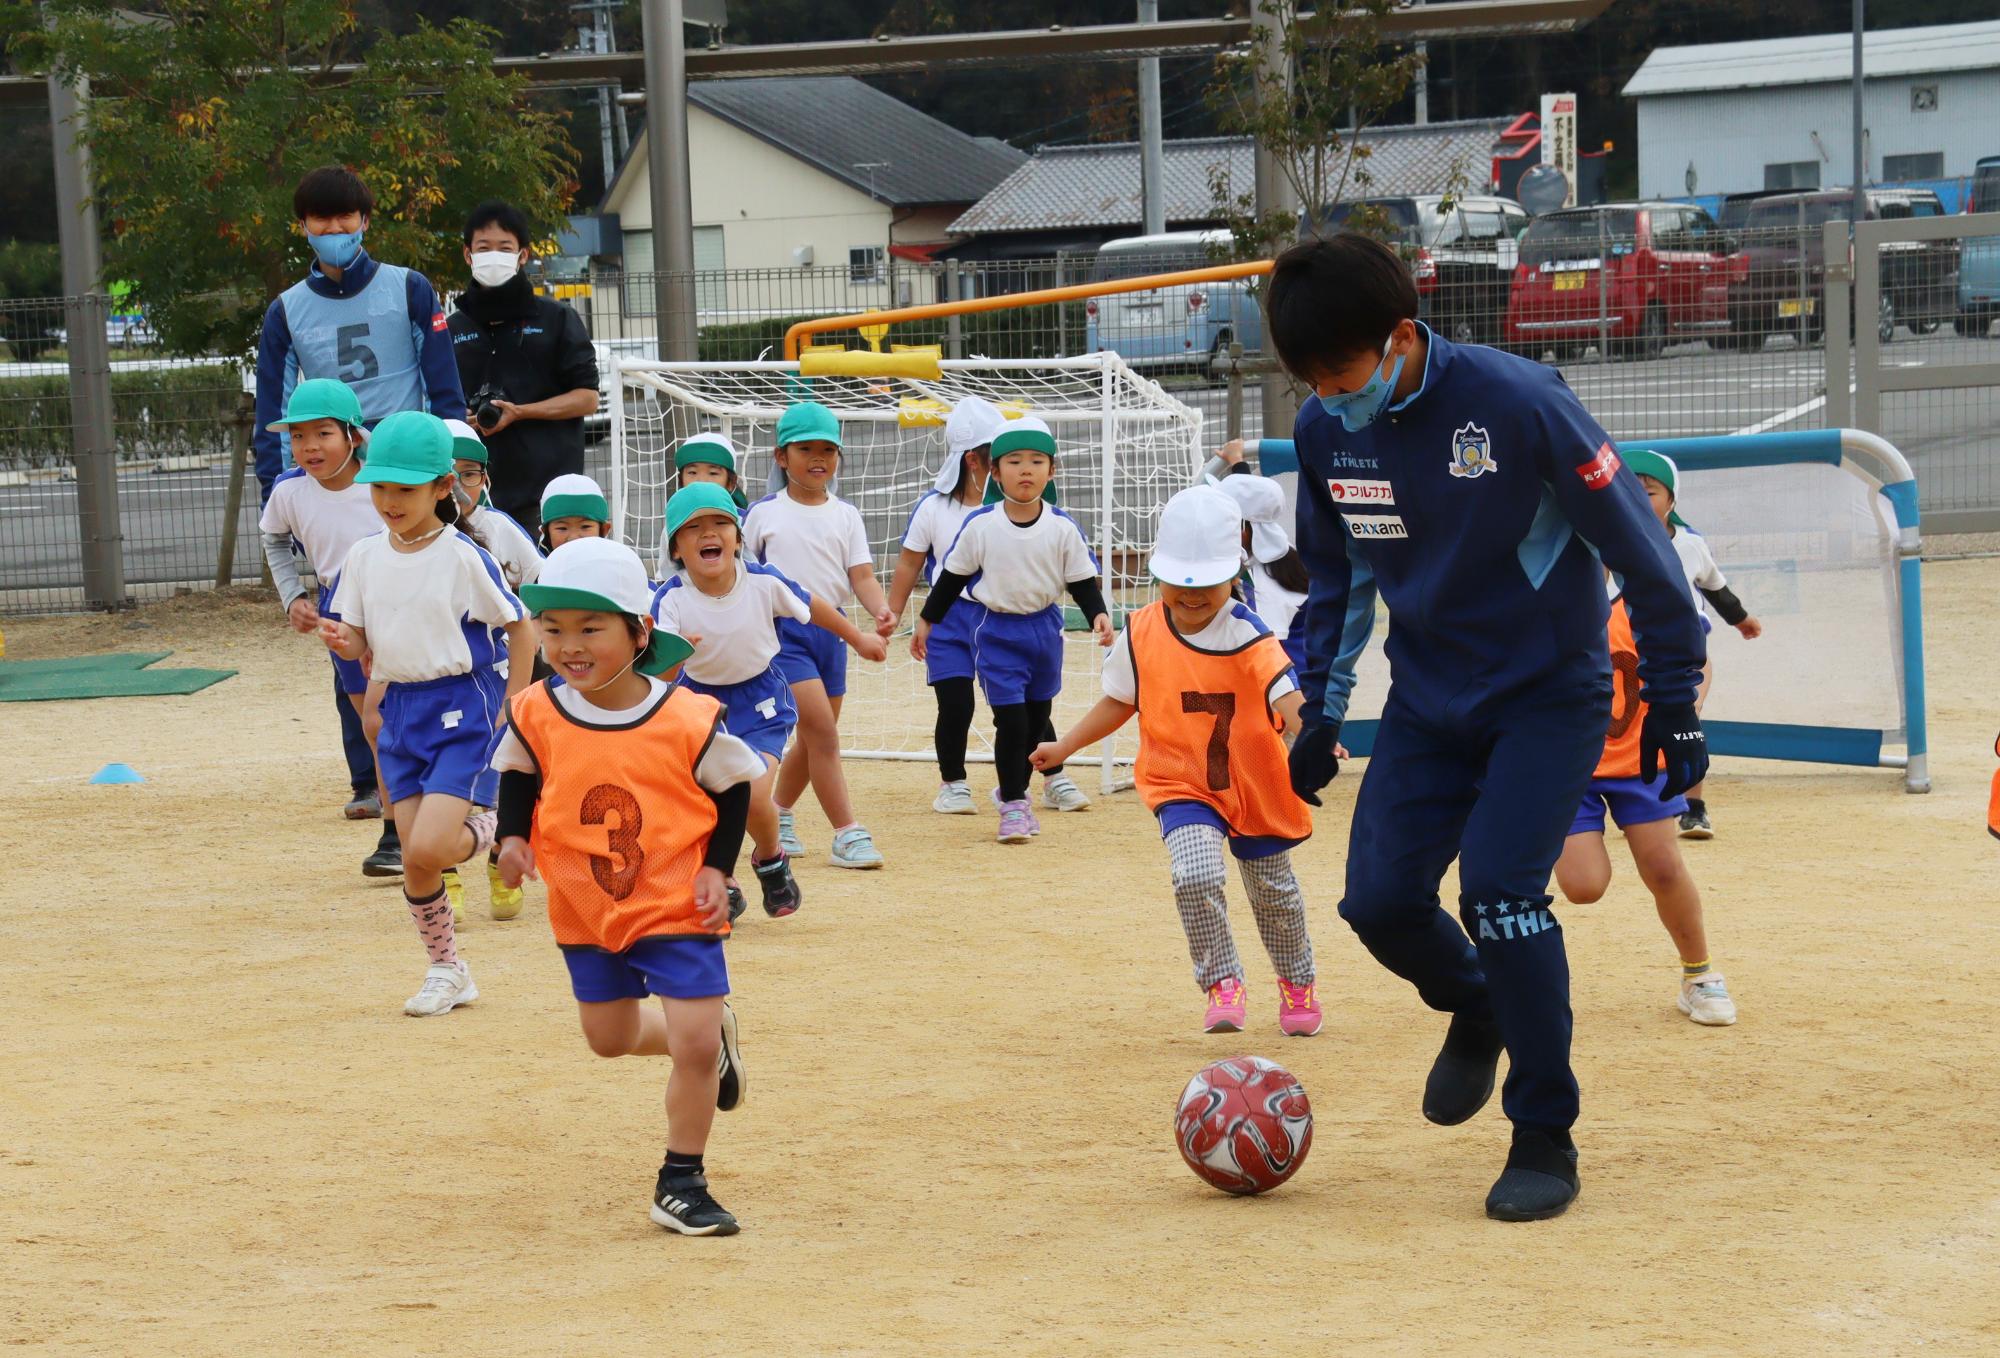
[1035,487,1323,1036]
[492,538,764,1236]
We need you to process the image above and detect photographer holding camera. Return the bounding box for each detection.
[448,199,600,536]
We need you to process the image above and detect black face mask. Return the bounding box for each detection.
[464,269,537,321]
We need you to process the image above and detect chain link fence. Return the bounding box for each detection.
[5,233,1998,614]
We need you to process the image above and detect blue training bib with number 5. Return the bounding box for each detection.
[278,263,426,425]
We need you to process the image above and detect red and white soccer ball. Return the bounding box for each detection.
[1175,1056,1313,1195]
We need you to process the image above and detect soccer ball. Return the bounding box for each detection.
[1175,1056,1313,1195]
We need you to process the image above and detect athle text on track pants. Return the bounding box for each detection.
[1337,670,1611,1133]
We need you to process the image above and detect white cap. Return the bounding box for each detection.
[1211,474,1292,564]
[442,418,483,445]
[527,537,654,616]
[1149,486,1245,588]
[938,396,1009,492]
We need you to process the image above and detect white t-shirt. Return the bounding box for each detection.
[490,676,763,789]
[650,560,812,686]
[1101,601,1301,707]
[468,504,544,591]
[258,468,382,581]
[742,489,872,608]
[1245,562,1306,648]
[1670,528,1726,613]
[901,491,980,583]
[940,504,1098,614]
[329,525,525,683]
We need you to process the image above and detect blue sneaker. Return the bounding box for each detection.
[776,809,805,858]
[829,826,884,869]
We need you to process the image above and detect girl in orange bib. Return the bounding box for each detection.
[491,538,763,1237]
[1035,487,1324,1037]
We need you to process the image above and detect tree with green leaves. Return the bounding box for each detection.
[15,0,578,357]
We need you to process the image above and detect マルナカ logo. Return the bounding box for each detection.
[1328,477,1395,506]
[1447,423,1497,479]
[1575,442,1622,491]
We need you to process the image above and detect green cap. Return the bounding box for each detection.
[663,482,743,558]
[540,473,611,526]
[774,401,842,449]
[675,433,738,473]
[983,416,1060,505]
[353,411,452,485]
[443,418,488,465]
[1620,447,1688,527]
[268,377,366,434]
[519,538,692,675]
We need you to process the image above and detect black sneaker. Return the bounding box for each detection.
[753,853,802,918]
[651,1166,740,1236]
[1485,1126,1580,1221]
[1677,805,1714,840]
[725,881,748,924]
[716,1001,745,1112]
[1423,1010,1504,1126]
[361,824,402,878]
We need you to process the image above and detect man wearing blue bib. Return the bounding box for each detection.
[1274,233,1708,1222]
[254,166,467,876]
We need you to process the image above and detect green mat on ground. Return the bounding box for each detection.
[0,650,235,702]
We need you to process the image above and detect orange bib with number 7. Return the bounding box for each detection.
[510,679,726,951]
[1129,601,1313,842]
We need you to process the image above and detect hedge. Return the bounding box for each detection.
[0,363,245,467]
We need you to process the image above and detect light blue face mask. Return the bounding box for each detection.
[1315,340,1406,433]
[308,229,365,270]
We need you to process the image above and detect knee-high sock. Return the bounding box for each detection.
[406,888,457,966]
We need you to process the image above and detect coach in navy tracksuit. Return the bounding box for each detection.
[1273,234,1708,1221]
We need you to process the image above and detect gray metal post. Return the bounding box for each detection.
[47,66,124,609]
[641,0,698,361]
[1137,0,1165,237]
[1225,344,1245,442]
[216,392,253,587]
[1251,0,1296,439]
[1413,0,1428,125]
[1851,0,1865,221]
[946,262,964,360]
[1596,209,1610,360]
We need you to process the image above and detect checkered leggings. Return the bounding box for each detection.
[1164,822,1315,991]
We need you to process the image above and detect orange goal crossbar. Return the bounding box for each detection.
[782,259,1275,360]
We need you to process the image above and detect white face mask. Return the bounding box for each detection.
[470,250,521,287]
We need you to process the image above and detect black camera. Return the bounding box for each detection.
[470,383,509,432]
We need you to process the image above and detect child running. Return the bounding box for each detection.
[885,397,1091,816]
[492,537,758,1236]
[1033,486,1321,1034]
[741,402,893,869]
[653,483,888,917]
[539,472,613,552]
[319,411,535,1017]
[1554,581,1738,1026]
[446,419,543,590]
[1625,449,1763,840]
[672,432,751,510]
[257,377,402,878]
[917,416,1112,844]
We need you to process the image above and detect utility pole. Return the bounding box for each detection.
[1851,0,1866,222]
[641,0,698,361]
[1137,0,1166,235]
[1251,0,1296,440]
[1413,0,1428,124]
[46,63,124,608]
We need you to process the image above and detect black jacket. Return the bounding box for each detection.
[448,277,599,521]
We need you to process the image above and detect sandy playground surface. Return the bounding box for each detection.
[3,565,1999,1357]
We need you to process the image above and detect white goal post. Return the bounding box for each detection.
[608,352,1206,792]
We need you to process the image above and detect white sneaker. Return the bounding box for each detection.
[776,809,805,857]
[1041,773,1091,812]
[1678,972,1737,1026]
[932,780,977,814]
[404,962,478,1017]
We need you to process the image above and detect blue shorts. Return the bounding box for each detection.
[971,604,1065,707]
[1568,775,1688,837]
[319,585,367,695]
[925,597,980,685]
[681,668,794,764]
[561,936,730,1003]
[376,670,506,805]
[774,618,848,699]
[1156,800,1303,861]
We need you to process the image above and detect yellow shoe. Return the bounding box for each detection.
[487,860,525,921]
[442,867,465,926]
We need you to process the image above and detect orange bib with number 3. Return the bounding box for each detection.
[1129,601,1312,842]
[510,679,725,951]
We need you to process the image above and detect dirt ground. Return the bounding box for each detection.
[4,568,1999,1357]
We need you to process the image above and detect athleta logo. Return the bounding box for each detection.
[1575,442,1622,491]
[1328,478,1395,505]
[1472,900,1557,942]
[1346,514,1408,540]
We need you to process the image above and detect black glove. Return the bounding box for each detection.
[1288,720,1342,807]
[1639,701,1708,801]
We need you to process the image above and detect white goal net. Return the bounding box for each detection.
[609,354,1205,789]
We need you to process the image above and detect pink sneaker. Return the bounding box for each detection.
[1203,977,1248,1033]
[996,798,1037,844]
[1277,978,1323,1037]
[992,788,1042,836]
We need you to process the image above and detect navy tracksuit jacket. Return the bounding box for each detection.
[1292,327,1705,1132]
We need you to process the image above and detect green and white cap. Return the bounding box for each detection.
[519,538,692,676]
[1620,447,1688,527]
[675,433,739,473]
[443,418,488,464]
[268,377,367,436]
[353,410,451,485]
[983,416,1060,506]
[541,472,611,526]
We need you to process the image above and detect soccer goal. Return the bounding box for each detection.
[1334,427,1930,793]
[608,350,1206,791]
